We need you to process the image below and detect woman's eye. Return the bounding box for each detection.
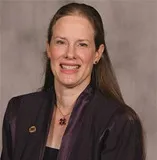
[56,40,65,45]
[79,43,88,47]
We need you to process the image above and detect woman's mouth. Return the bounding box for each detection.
[60,64,81,70]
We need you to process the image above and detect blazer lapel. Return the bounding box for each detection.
[13,89,55,160]
[57,85,94,160]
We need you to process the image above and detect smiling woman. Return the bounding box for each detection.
[1,2,145,160]
[46,15,103,88]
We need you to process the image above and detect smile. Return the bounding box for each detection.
[60,64,80,70]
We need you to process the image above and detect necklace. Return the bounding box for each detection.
[56,105,72,126]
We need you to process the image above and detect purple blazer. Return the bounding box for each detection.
[1,86,144,160]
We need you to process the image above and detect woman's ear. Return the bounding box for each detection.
[94,44,104,63]
[46,42,51,58]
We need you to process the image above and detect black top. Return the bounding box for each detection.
[43,147,59,160]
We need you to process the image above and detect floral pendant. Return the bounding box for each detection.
[59,118,66,125]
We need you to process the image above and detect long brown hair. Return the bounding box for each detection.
[42,2,124,104]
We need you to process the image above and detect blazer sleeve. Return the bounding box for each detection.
[101,107,145,160]
[1,97,19,160]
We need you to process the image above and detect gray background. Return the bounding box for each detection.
[0,0,157,159]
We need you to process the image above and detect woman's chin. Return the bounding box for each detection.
[55,75,91,89]
[55,78,78,88]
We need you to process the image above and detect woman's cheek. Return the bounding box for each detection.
[52,47,66,59]
[80,52,95,64]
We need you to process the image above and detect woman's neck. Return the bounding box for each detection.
[54,81,90,110]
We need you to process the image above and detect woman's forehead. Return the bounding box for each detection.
[52,15,95,39]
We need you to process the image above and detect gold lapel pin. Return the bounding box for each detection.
[29,126,36,133]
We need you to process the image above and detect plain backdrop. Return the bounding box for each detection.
[0,0,157,159]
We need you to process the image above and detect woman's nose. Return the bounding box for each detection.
[65,45,76,59]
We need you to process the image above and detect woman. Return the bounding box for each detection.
[1,2,145,160]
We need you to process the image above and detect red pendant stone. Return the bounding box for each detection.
[59,118,66,125]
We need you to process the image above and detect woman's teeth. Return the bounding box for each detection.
[61,65,80,69]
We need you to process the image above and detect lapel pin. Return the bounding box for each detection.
[29,126,36,133]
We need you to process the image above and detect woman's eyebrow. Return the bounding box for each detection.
[53,36,90,42]
[53,36,67,40]
[77,39,90,42]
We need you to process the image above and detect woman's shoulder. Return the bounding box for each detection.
[4,90,53,122]
[93,90,145,157]
[10,90,50,101]
[8,89,54,104]
[93,89,143,132]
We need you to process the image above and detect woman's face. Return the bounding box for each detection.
[47,15,104,88]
